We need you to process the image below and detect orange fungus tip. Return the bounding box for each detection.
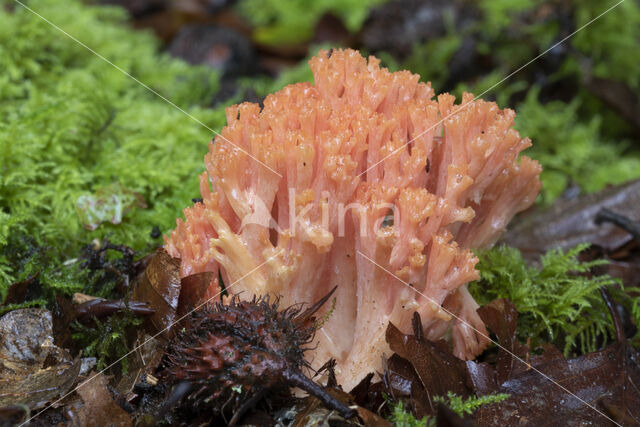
[165,48,542,389]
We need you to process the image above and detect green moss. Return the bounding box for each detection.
[388,400,432,427]
[571,0,640,92]
[469,244,619,355]
[515,88,640,204]
[236,0,387,46]
[387,393,509,426]
[433,392,510,417]
[72,309,143,372]
[0,0,227,289]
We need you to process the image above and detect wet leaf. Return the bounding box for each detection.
[502,179,640,261]
[114,330,165,399]
[0,309,81,409]
[476,299,528,384]
[132,249,181,338]
[386,319,470,399]
[383,353,433,419]
[68,373,132,427]
[2,272,39,306]
[176,272,214,317]
[474,341,640,425]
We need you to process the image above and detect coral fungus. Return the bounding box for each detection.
[165,49,541,389]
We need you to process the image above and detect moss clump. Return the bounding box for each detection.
[433,392,510,417]
[236,0,387,45]
[515,88,640,204]
[571,0,640,92]
[72,310,143,372]
[469,244,619,355]
[388,400,431,427]
[387,392,509,426]
[0,0,228,289]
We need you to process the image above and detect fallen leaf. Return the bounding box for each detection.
[502,179,640,261]
[386,315,470,399]
[476,299,528,384]
[176,272,214,317]
[293,387,385,427]
[2,272,39,306]
[474,341,640,425]
[75,298,154,322]
[132,249,181,338]
[68,373,132,427]
[383,353,433,419]
[355,406,393,427]
[114,330,165,400]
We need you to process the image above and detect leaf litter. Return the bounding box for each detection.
[2,190,640,426]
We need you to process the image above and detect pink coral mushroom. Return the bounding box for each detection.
[165,48,542,389]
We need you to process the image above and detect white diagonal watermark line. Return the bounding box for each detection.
[13,0,282,179]
[21,250,284,426]
[356,249,621,426]
[357,0,626,179]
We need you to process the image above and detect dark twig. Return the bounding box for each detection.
[75,299,154,321]
[412,312,424,342]
[158,381,193,419]
[595,208,640,244]
[599,287,624,343]
[228,387,267,426]
[283,367,356,419]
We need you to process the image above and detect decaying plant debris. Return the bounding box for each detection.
[2,0,640,425]
[162,289,355,425]
[2,217,639,425]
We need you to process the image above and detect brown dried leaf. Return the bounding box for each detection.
[386,320,470,399]
[502,179,640,261]
[132,249,181,338]
[176,272,214,317]
[474,342,640,425]
[476,299,528,384]
[2,272,39,306]
[68,373,132,427]
[114,330,165,399]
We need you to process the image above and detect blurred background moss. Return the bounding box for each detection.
[1,0,639,293]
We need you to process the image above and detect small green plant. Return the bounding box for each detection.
[469,244,619,355]
[386,392,509,426]
[72,310,143,372]
[433,392,510,417]
[388,400,432,427]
